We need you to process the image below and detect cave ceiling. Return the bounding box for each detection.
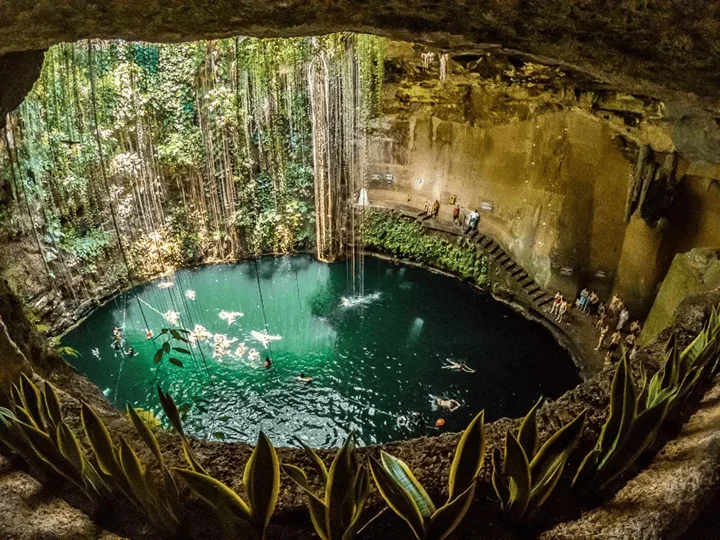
[1,0,720,161]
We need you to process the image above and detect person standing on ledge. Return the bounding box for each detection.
[550,292,562,315]
[595,324,610,351]
[605,331,622,363]
[431,199,440,218]
[617,307,630,331]
[556,297,568,323]
[452,205,460,225]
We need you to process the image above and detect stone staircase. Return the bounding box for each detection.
[412,207,552,312]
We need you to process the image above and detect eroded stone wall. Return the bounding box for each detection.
[366,44,720,315]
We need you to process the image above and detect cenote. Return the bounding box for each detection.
[62,255,579,448]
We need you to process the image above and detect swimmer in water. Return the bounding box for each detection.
[296,373,312,384]
[146,329,154,340]
[125,347,137,357]
[434,397,461,412]
[264,357,272,369]
[442,359,476,373]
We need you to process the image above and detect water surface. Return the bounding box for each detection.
[63,256,579,447]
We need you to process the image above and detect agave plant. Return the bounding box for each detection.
[572,352,674,492]
[283,433,372,540]
[491,399,586,520]
[159,387,280,539]
[369,410,485,540]
[0,374,108,502]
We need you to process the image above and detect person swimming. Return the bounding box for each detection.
[434,396,461,412]
[264,357,272,369]
[442,359,476,373]
[145,329,154,340]
[125,347,137,357]
[296,373,312,384]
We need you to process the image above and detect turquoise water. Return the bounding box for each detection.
[62,255,579,448]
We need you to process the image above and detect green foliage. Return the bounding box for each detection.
[362,209,488,284]
[168,411,281,538]
[151,327,193,369]
[284,434,372,540]
[491,400,586,520]
[573,308,720,494]
[0,375,108,502]
[369,410,485,540]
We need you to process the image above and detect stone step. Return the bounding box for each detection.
[526,284,540,294]
[489,245,501,255]
[481,238,494,249]
[475,234,486,244]
[494,251,506,260]
[537,296,555,308]
[516,272,529,281]
[469,230,478,240]
[510,267,524,277]
[532,290,546,301]
[522,279,536,289]
[505,262,516,271]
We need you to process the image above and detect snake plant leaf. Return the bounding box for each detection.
[369,456,425,540]
[448,410,485,501]
[294,436,328,482]
[528,458,565,509]
[118,435,151,510]
[14,405,37,429]
[491,447,510,509]
[571,447,600,489]
[380,451,436,520]
[529,410,586,488]
[518,399,541,460]
[598,353,635,465]
[56,421,84,472]
[342,467,372,540]
[16,417,83,488]
[325,433,356,535]
[243,431,280,535]
[597,396,671,490]
[181,438,208,475]
[80,401,121,477]
[424,482,476,540]
[20,374,44,429]
[127,404,163,465]
[157,386,184,435]
[504,433,530,520]
[282,464,329,540]
[42,381,63,430]
[173,468,252,522]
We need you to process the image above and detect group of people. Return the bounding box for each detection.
[111,327,136,357]
[594,294,642,363]
[550,289,642,363]
[423,199,480,234]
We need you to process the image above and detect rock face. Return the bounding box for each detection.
[2,0,720,129]
[641,248,720,345]
[0,49,45,131]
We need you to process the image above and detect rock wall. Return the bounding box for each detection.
[641,248,720,346]
[367,44,720,315]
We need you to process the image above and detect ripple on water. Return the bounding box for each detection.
[62,255,580,448]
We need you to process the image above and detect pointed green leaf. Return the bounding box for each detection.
[169,358,184,368]
[244,432,280,533]
[369,457,425,539]
[518,399,541,460]
[529,410,585,489]
[571,448,600,489]
[325,434,356,535]
[504,433,530,520]
[282,464,329,540]
[157,386,185,436]
[448,410,485,502]
[153,349,164,364]
[42,382,63,429]
[173,347,192,355]
[528,458,565,509]
[425,482,476,540]
[173,468,252,522]
[57,422,84,472]
[162,342,171,354]
[491,447,510,509]
[20,374,44,429]
[380,451,436,520]
[127,404,163,465]
[80,402,121,477]
[294,436,328,483]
